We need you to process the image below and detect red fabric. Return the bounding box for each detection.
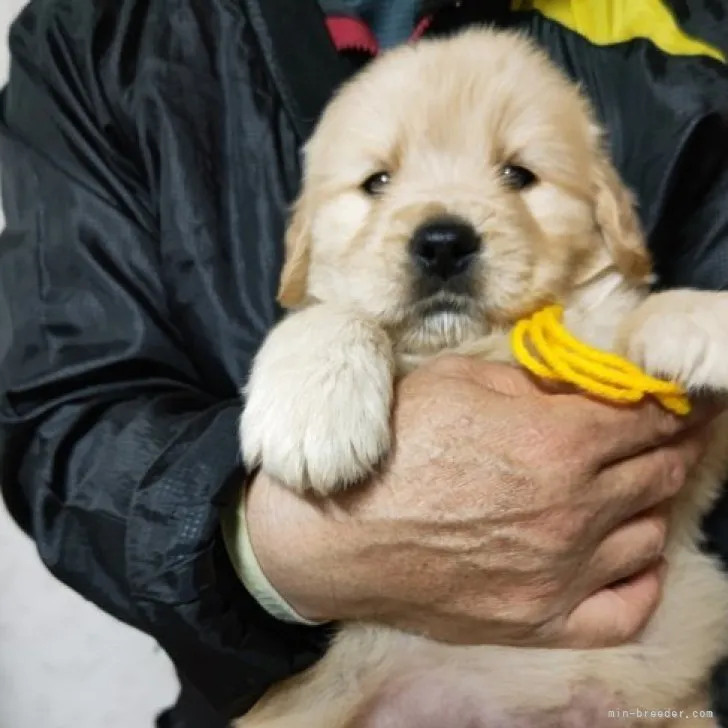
[325,16,379,54]
[412,14,434,39]
[325,13,435,55]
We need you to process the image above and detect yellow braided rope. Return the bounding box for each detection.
[510,305,691,415]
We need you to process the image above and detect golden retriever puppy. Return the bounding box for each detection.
[237,27,728,728]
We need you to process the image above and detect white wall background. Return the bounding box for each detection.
[0,3,180,726]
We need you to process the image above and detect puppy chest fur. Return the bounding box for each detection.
[237,27,728,728]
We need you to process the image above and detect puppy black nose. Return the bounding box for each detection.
[409,217,480,280]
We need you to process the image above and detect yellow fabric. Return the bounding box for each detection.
[511,305,691,415]
[510,0,726,63]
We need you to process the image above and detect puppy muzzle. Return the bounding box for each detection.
[409,215,481,301]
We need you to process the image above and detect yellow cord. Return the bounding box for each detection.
[510,305,691,416]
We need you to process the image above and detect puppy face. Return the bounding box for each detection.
[280,29,650,354]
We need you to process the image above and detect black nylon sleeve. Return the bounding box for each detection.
[0,0,325,717]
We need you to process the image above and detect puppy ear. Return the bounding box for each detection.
[591,128,653,283]
[277,193,313,309]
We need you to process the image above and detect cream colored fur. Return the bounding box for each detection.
[237,28,728,728]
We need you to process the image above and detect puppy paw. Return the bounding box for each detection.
[240,307,395,496]
[617,289,728,395]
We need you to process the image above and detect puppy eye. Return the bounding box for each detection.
[501,164,538,190]
[361,171,391,196]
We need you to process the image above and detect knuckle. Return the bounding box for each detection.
[534,487,593,542]
[631,448,687,503]
[640,514,668,555]
[551,413,609,472]
[566,413,603,447]
[648,404,683,440]
[659,449,689,496]
[525,428,585,481]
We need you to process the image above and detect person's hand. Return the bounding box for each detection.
[244,356,716,649]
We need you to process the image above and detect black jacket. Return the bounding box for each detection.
[3,0,728,721]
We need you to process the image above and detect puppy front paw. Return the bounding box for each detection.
[240,310,395,496]
[617,290,728,395]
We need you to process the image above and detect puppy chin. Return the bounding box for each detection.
[396,306,486,355]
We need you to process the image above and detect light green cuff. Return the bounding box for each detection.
[221,484,324,627]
